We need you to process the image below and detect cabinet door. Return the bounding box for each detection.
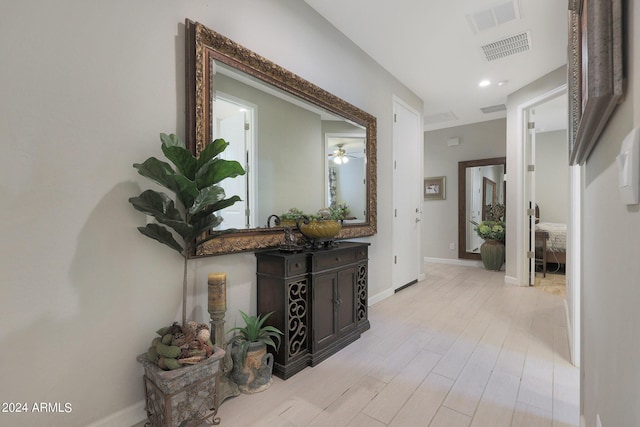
[336,267,356,335]
[313,272,337,350]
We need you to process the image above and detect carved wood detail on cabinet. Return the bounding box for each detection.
[256,242,370,379]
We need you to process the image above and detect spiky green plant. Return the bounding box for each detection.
[129,133,245,325]
[228,311,283,366]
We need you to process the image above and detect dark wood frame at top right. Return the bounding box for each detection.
[567,0,624,165]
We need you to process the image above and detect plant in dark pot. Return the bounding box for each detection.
[129,133,245,426]
[228,310,283,394]
[475,203,506,271]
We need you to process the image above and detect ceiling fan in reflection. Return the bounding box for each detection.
[328,145,355,165]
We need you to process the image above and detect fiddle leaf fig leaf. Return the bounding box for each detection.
[133,157,178,191]
[129,190,194,240]
[196,138,229,170]
[190,196,242,231]
[171,175,199,210]
[190,185,226,215]
[196,158,246,189]
[129,190,181,220]
[160,133,184,148]
[162,144,198,180]
[136,224,183,255]
[192,212,224,236]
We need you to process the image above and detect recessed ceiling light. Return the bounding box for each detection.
[498,80,509,87]
[478,79,491,87]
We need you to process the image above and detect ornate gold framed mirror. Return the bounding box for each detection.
[185,20,377,256]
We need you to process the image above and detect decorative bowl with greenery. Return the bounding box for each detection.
[129,133,245,326]
[227,311,283,366]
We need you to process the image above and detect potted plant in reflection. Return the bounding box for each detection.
[474,203,506,271]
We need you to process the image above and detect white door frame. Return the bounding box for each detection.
[516,85,566,285]
[517,84,581,366]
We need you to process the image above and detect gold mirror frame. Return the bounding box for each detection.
[185,19,377,256]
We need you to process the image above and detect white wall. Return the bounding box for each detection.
[536,130,569,223]
[581,2,640,426]
[0,1,422,426]
[422,119,506,261]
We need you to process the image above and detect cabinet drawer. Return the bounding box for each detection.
[287,258,307,276]
[312,248,357,271]
[257,252,307,277]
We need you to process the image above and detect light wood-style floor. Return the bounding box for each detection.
[214,262,580,426]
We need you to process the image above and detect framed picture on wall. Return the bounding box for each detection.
[424,176,446,200]
[567,0,623,165]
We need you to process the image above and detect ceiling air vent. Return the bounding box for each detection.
[466,0,521,33]
[480,104,507,114]
[481,31,531,61]
[424,111,458,125]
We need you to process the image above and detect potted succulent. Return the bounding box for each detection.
[277,208,305,227]
[228,311,283,394]
[474,203,506,271]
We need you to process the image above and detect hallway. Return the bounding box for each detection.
[215,262,580,426]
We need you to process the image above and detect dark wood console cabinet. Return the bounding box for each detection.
[256,242,370,379]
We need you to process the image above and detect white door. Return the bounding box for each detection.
[392,98,422,290]
[525,109,537,285]
[214,96,255,229]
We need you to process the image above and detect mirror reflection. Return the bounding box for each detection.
[326,135,366,223]
[212,63,367,229]
[458,157,506,260]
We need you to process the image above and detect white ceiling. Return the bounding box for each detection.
[304,0,568,131]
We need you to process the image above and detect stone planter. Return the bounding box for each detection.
[230,342,274,394]
[480,239,505,271]
[137,347,225,427]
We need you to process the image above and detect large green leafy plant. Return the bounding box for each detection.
[129,133,245,325]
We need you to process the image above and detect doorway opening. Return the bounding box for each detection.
[521,86,581,366]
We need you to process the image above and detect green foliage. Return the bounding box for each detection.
[280,204,349,222]
[129,133,246,257]
[228,311,283,367]
[475,220,506,242]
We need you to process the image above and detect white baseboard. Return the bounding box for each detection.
[368,288,394,306]
[563,298,580,367]
[424,257,483,268]
[86,401,146,427]
[418,273,426,281]
[504,275,521,286]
